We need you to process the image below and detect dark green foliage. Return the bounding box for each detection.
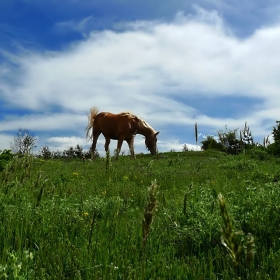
[202,122,256,155]
[218,126,241,155]
[61,145,85,158]
[63,146,76,158]
[248,146,271,161]
[272,121,280,142]
[267,141,280,157]
[39,146,52,159]
[267,121,280,156]
[0,149,14,172]
[84,147,100,159]
[201,135,225,151]
[74,144,83,158]
[201,126,245,155]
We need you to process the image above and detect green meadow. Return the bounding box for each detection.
[1,151,280,279]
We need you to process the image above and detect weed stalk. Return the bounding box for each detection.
[142,180,158,247]
[218,193,243,269]
[105,150,111,173]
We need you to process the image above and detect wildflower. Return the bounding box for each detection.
[84,212,89,217]
[72,172,78,176]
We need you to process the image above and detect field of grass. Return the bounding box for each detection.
[1,150,280,279]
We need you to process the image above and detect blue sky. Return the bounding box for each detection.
[1,0,280,155]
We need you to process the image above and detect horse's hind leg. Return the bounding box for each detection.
[91,131,101,159]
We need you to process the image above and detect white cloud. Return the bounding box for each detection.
[0,113,85,133]
[45,136,88,151]
[158,138,201,152]
[0,133,13,151]
[1,8,280,151]
[54,16,97,37]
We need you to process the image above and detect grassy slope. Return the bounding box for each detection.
[1,151,280,279]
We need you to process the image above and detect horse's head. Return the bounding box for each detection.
[145,131,159,155]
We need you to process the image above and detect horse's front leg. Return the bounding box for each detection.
[116,137,125,160]
[104,137,111,152]
[126,138,136,159]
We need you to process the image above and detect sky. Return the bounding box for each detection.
[1,0,280,156]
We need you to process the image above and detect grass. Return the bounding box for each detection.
[1,151,280,279]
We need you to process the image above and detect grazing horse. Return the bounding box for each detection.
[85,107,159,159]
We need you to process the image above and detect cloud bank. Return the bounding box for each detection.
[1,8,279,153]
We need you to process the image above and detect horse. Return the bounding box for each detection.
[85,107,159,159]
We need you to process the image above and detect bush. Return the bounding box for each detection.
[39,146,52,159]
[0,150,14,172]
[218,126,241,155]
[201,136,225,152]
[248,147,271,161]
[267,141,280,157]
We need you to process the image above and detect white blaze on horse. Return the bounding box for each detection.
[85,107,159,159]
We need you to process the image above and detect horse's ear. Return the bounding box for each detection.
[154,131,159,136]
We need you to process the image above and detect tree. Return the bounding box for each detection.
[217,126,241,155]
[182,144,189,152]
[10,129,37,155]
[272,121,280,142]
[74,144,83,158]
[39,146,52,159]
[201,135,225,151]
[52,150,62,158]
[240,122,254,153]
[267,121,280,156]
[63,146,76,158]
[84,147,100,159]
[0,150,14,172]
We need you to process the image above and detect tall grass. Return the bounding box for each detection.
[0,152,280,278]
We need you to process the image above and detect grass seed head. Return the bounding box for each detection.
[142,180,158,246]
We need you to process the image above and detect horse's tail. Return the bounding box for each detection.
[85,107,99,141]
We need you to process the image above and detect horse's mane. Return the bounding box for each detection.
[118,111,156,134]
[138,118,156,133]
[119,111,133,116]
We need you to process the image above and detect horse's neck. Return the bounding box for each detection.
[136,124,153,138]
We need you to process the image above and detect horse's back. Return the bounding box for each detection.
[96,111,135,124]
[95,112,122,123]
[94,111,137,139]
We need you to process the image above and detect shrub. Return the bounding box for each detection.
[248,147,271,161]
[218,126,241,155]
[0,150,14,172]
[201,135,225,152]
[39,146,52,159]
[267,141,280,157]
